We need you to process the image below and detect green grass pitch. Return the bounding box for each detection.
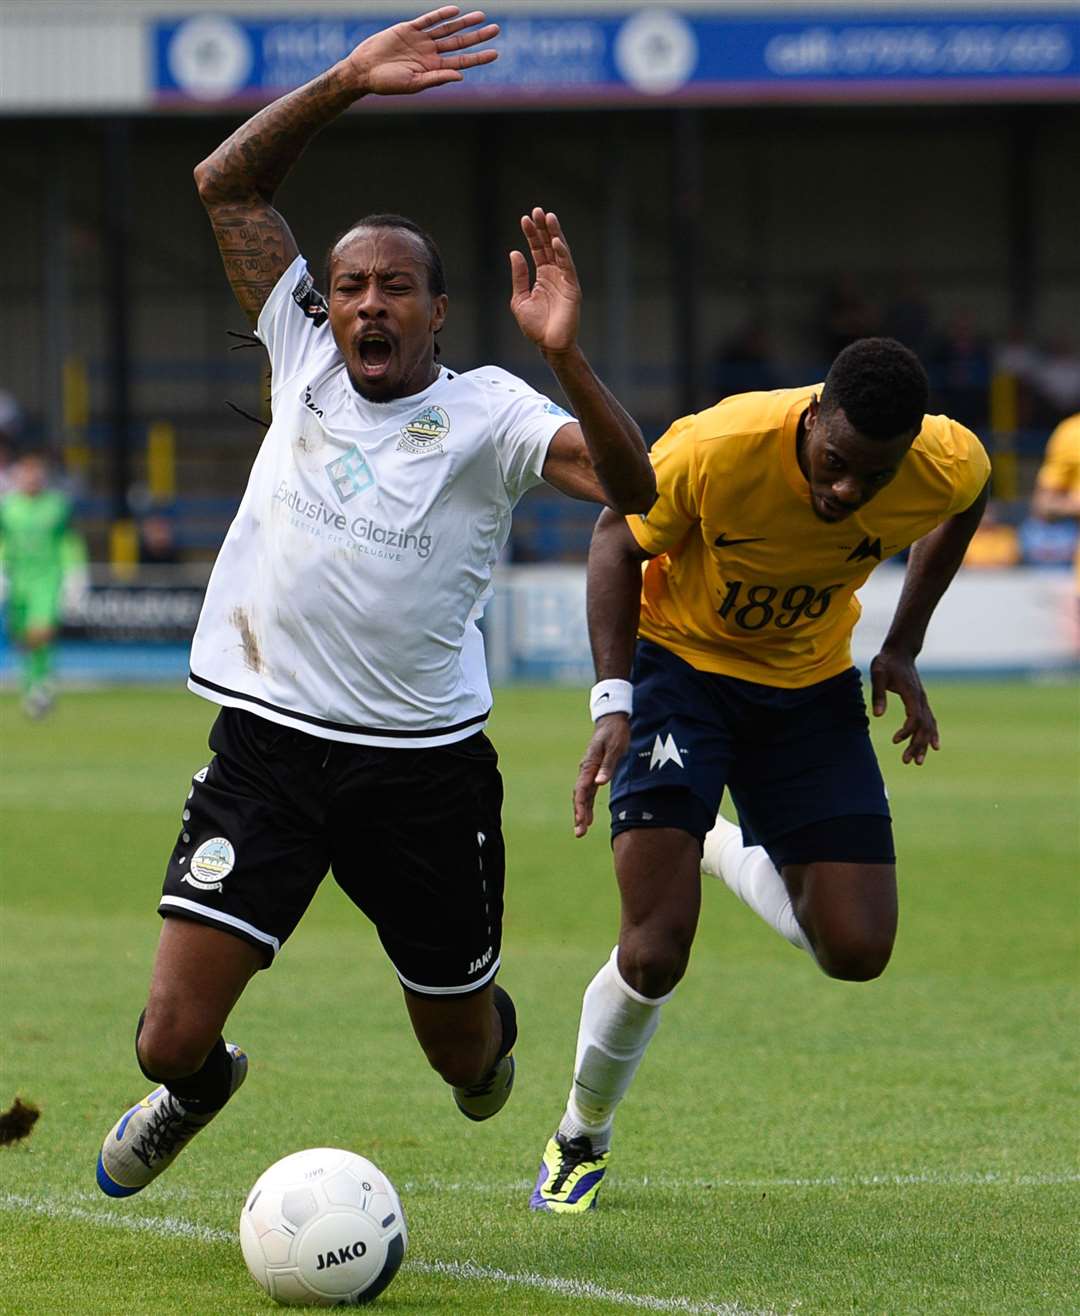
[1,681,1077,1315]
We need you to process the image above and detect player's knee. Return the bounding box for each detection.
[816,931,894,982]
[617,929,691,999]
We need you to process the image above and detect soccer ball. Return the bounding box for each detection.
[239,1147,407,1306]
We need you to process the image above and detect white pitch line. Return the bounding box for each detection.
[408,1260,783,1315]
[1,1192,233,1245]
[0,1194,782,1316]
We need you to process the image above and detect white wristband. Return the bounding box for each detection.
[590,679,633,721]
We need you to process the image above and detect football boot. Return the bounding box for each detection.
[529,1132,609,1213]
[96,1043,247,1197]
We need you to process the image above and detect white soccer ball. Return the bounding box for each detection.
[239,1147,407,1306]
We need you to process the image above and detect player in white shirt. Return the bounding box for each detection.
[97,6,656,1201]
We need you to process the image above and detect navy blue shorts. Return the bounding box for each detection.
[609,641,893,867]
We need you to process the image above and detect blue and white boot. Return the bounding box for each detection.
[96,1043,247,1197]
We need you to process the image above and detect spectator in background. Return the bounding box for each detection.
[962,500,1020,570]
[0,451,77,717]
[0,434,15,497]
[1032,338,1080,426]
[138,512,182,567]
[1018,513,1078,570]
[713,315,778,399]
[815,273,878,362]
[993,323,1043,430]
[1031,412,1080,598]
[0,389,23,437]
[881,274,933,361]
[0,390,25,495]
[928,310,991,432]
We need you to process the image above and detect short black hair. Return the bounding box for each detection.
[324,214,447,298]
[820,337,929,440]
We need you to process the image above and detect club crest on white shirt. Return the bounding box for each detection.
[397,405,451,454]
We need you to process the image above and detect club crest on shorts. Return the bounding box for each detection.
[397,405,450,454]
[183,837,236,892]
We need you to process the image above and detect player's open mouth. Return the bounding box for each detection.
[355,333,394,378]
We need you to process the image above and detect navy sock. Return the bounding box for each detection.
[492,984,518,1061]
[135,1010,233,1114]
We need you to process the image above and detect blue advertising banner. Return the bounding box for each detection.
[154,8,1080,107]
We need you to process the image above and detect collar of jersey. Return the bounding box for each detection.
[339,364,450,421]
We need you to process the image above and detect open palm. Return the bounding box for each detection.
[347,6,498,96]
[510,209,582,354]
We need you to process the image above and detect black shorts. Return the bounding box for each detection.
[609,640,894,867]
[160,708,505,996]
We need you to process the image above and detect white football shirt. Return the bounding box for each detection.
[188,254,574,746]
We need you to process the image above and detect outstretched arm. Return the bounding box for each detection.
[870,479,989,764]
[193,6,499,325]
[510,209,655,514]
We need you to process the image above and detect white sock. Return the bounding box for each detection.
[557,947,672,1152]
[702,815,814,955]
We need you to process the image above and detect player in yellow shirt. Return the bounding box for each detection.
[1032,413,1080,594]
[530,337,990,1212]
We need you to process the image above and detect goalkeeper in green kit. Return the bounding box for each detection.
[0,452,80,717]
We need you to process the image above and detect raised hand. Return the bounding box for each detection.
[509,208,582,355]
[346,6,499,96]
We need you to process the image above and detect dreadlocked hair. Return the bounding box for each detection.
[323,214,446,298]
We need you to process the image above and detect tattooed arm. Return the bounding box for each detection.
[193,6,499,325]
[192,82,336,326]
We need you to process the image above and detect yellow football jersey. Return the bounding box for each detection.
[1034,412,1080,589]
[628,386,990,688]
